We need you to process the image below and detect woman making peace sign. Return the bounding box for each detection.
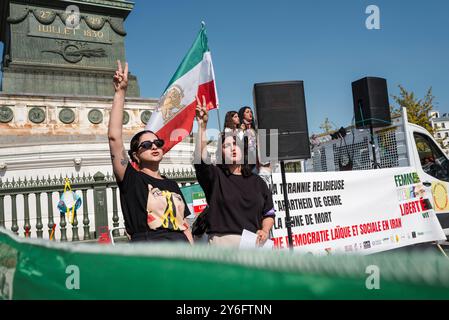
[108,61,193,243]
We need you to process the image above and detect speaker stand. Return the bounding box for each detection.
[280,160,294,250]
[369,124,381,169]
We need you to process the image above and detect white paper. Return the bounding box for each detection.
[239,229,274,250]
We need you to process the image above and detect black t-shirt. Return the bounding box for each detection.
[118,163,190,241]
[194,161,275,235]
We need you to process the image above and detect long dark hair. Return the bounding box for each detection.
[238,106,255,129]
[216,131,254,177]
[224,111,238,130]
[128,130,159,163]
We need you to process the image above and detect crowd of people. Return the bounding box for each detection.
[108,61,275,247]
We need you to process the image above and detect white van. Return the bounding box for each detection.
[304,108,449,239]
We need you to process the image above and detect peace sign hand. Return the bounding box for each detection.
[195,95,208,128]
[113,60,129,93]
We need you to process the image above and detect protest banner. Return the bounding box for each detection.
[270,167,446,254]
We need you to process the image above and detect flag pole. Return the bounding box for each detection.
[216,109,222,132]
[200,21,221,132]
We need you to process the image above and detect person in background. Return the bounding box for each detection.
[238,106,256,131]
[108,60,193,244]
[238,106,257,168]
[238,106,274,187]
[223,111,240,133]
[195,96,275,247]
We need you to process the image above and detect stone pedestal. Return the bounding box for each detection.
[1,0,140,96]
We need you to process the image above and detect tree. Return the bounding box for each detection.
[391,85,435,134]
[320,117,334,134]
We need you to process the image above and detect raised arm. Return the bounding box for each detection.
[108,60,129,182]
[195,95,209,163]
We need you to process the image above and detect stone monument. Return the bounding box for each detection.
[0,0,194,179]
[1,0,139,96]
[0,0,197,241]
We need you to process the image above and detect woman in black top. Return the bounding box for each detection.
[194,96,275,247]
[108,61,193,243]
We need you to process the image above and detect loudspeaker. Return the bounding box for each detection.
[352,77,391,129]
[253,81,310,161]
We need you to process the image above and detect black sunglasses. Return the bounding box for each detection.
[137,139,164,150]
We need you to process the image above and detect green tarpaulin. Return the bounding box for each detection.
[0,229,448,300]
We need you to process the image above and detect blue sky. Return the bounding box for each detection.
[124,0,449,134]
[1,0,448,134]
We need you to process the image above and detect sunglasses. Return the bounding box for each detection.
[137,139,164,150]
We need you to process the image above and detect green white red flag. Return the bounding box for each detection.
[145,23,219,153]
[192,191,207,215]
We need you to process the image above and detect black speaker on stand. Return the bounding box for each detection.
[352,77,391,169]
[253,81,310,250]
[253,81,311,160]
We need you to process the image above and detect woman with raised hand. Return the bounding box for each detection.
[194,96,275,247]
[108,60,193,244]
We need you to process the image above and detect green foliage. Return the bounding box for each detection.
[391,85,435,134]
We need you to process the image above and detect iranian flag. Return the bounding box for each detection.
[192,191,207,216]
[145,23,218,153]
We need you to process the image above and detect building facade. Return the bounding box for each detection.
[429,111,449,155]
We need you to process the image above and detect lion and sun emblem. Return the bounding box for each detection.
[158,85,185,123]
